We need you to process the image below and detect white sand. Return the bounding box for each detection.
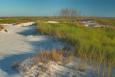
[0,26,32,57]
[0,24,35,77]
[47,21,59,23]
[0,23,65,77]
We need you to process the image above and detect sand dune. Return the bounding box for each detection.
[0,23,65,77]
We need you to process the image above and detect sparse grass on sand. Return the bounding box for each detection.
[32,50,74,64]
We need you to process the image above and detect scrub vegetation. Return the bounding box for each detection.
[37,21,115,77]
[94,17,115,26]
[0,25,4,31]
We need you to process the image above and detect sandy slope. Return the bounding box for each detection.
[0,25,35,77]
[0,24,65,77]
[0,25,32,77]
[0,26,32,57]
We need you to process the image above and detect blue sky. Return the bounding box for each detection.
[0,0,115,17]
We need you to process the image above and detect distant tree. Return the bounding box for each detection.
[59,8,80,22]
[59,8,79,18]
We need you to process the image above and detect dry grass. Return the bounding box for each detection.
[0,25,4,31]
[32,50,74,64]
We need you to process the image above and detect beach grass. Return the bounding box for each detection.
[37,21,115,71]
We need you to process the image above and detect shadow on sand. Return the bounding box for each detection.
[0,52,34,75]
[17,25,39,36]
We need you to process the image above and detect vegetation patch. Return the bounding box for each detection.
[0,25,4,31]
[37,22,115,76]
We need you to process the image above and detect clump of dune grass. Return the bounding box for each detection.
[32,50,74,64]
[0,25,4,31]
